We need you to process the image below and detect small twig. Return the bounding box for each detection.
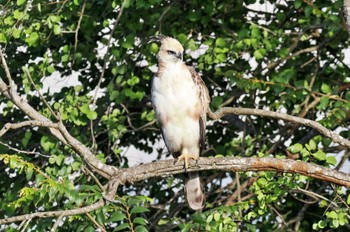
[0,140,50,158]
[127,120,157,133]
[20,218,32,232]
[265,45,319,71]
[0,47,13,87]
[50,214,64,232]
[82,165,105,190]
[0,120,58,137]
[73,0,86,64]
[158,0,177,33]
[90,0,127,148]
[208,107,350,149]
[85,212,106,232]
[290,187,339,207]
[235,173,242,216]
[23,67,59,120]
[0,199,105,225]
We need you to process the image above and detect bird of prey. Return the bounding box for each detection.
[150,35,210,210]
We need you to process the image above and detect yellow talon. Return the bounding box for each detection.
[178,154,198,169]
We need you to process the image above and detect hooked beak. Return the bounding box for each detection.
[176,52,183,61]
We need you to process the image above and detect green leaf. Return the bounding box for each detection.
[110,212,126,222]
[318,96,329,110]
[133,217,147,225]
[115,223,130,231]
[150,43,158,53]
[41,136,54,152]
[327,211,338,219]
[347,194,350,205]
[47,65,55,74]
[289,143,303,153]
[25,32,39,47]
[275,68,295,84]
[135,225,148,232]
[318,220,327,229]
[56,155,65,166]
[130,206,149,214]
[26,169,34,181]
[0,33,7,43]
[257,177,267,187]
[53,25,61,35]
[254,48,266,60]
[326,156,337,166]
[312,150,326,161]
[308,140,316,151]
[321,83,332,94]
[17,0,26,6]
[294,0,302,9]
[13,10,24,20]
[214,212,220,221]
[215,38,226,47]
[80,104,97,120]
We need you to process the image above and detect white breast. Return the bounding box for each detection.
[151,63,200,156]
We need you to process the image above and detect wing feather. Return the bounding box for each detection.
[187,66,210,154]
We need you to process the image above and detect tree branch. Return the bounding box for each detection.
[2,156,349,225]
[0,199,105,225]
[0,49,117,179]
[208,107,350,149]
[111,157,350,189]
[344,0,350,32]
[0,120,58,137]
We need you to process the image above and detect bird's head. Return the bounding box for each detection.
[149,35,184,64]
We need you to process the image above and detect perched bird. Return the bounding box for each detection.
[150,35,210,210]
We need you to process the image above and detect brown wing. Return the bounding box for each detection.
[187,66,210,155]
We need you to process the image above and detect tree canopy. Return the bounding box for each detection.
[1,0,350,231]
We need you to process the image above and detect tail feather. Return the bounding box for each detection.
[185,172,205,210]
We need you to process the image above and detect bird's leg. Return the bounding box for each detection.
[178,154,198,169]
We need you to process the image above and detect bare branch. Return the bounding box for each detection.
[23,67,58,120]
[0,50,117,178]
[0,120,58,137]
[90,0,127,148]
[2,156,350,225]
[111,157,350,189]
[0,141,49,157]
[0,199,105,225]
[208,107,350,149]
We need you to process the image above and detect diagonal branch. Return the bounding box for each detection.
[0,49,117,178]
[0,199,105,225]
[208,107,350,149]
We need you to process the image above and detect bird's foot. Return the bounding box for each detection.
[178,154,198,169]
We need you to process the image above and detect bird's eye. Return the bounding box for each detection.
[167,50,176,55]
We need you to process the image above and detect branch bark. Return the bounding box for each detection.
[208,107,350,149]
[2,156,349,225]
[0,199,105,225]
[0,49,117,178]
[112,157,350,188]
[344,0,350,32]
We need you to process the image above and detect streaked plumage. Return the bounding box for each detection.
[150,35,210,210]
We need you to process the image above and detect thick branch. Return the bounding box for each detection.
[114,157,350,188]
[2,156,350,225]
[208,107,350,149]
[0,199,105,225]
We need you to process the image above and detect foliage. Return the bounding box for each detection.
[0,0,350,231]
